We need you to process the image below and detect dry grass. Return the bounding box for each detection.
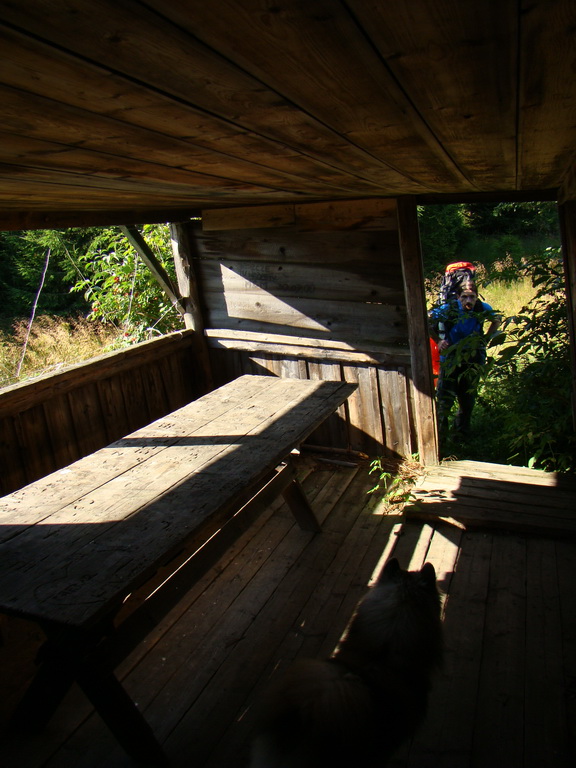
[0,315,119,388]
[479,276,536,318]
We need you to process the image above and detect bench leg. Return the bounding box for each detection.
[77,667,168,766]
[282,475,322,532]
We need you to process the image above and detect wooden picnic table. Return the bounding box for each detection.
[0,374,356,764]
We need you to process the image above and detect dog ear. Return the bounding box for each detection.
[379,558,401,582]
[420,562,437,587]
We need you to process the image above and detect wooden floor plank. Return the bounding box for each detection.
[415,474,576,511]
[404,531,493,768]
[555,539,576,764]
[2,457,576,768]
[473,533,527,766]
[406,458,576,536]
[525,537,571,768]
[163,463,370,766]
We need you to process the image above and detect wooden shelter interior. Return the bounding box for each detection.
[1,2,576,766]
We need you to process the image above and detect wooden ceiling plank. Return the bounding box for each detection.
[152,0,475,190]
[349,0,518,190]
[346,0,519,191]
[0,164,301,206]
[0,2,429,192]
[0,83,387,198]
[0,0,572,215]
[517,0,576,190]
[0,26,387,196]
[0,131,292,193]
[0,123,366,201]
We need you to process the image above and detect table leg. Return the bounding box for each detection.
[282,474,322,532]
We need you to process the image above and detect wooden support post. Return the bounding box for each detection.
[119,225,185,316]
[558,200,576,431]
[396,197,438,465]
[170,221,214,391]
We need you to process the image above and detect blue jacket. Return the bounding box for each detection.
[430,299,496,364]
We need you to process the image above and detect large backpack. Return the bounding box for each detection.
[430,261,477,381]
[437,261,476,306]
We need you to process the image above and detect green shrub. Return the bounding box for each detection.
[470,248,575,471]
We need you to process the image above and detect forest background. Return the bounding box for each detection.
[0,202,572,472]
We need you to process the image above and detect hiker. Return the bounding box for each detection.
[429,280,501,445]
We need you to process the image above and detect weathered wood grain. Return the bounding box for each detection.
[202,199,399,232]
[0,376,356,629]
[0,1,574,222]
[194,226,402,265]
[406,459,576,536]
[197,259,404,304]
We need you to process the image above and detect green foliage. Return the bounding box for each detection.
[462,201,559,236]
[481,247,575,471]
[1,224,181,343]
[0,228,93,320]
[419,201,561,287]
[71,224,181,343]
[417,204,469,278]
[368,455,422,506]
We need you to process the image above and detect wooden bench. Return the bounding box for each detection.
[0,374,356,764]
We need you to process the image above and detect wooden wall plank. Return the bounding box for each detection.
[0,331,197,417]
[558,200,576,430]
[205,329,410,356]
[341,365,384,454]
[378,366,413,458]
[202,199,398,232]
[192,200,422,459]
[1,334,204,495]
[118,367,152,434]
[160,350,194,412]
[0,417,27,496]
[307,361,347,448]
[66,382,106,457]
[205,334,408,365]
[203,293,407,347]
[141,361,171,424]
[42,394,80,468]
[96,376,132,444]
[194,227,401,265]
[198,259,404,304]
[14,405,57,485]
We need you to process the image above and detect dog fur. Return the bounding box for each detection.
[249,558,443,768]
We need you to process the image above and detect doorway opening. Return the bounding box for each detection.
[418,201,573,471]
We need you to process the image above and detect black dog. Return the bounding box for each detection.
[249,558,443,767]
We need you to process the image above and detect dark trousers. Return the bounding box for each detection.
[436,363,480,440]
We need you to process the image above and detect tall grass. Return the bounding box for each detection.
[479,276,536,318]
[0,315,119,388]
